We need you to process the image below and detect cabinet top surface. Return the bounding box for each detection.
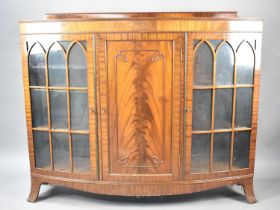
[19,12,263,34]
[44,11,240,20]
[20,11,264,21]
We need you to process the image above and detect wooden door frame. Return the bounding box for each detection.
[20,34,98,180]
[184,32,262,180]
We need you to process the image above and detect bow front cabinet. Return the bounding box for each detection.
[19,12,263,203]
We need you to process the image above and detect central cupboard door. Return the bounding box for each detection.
[96,33,184,181]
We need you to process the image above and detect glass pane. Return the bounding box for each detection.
[30,89,48,127]
[79,41,87,49]
[193,39,201,48]
[69,43,87,87]
[29,43,46,86]
[216,42,234,85]
[33,131,50,169]
[52,132,70,171]
[191,134,210,173]
[235,88,253,128]
[233,131,250,169]
[58,41,71,52]
[50,90,68,129]
[72,134,90,173]
[214,89,233,129]
[193,42,213,86]
[213,132,231,171]
[48,43,66,86]
[209,40,223,50]
[70,91,89,130]
[192,90,212,131]
[237,42,254,85]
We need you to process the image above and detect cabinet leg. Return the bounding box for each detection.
[242,179,257,204]
[27,178,42,203]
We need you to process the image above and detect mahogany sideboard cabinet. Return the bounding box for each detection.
[19,12,263,203]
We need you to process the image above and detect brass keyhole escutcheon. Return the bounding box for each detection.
[89,108,96,114]
[185,107,192,112]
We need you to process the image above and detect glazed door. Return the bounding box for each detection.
[96,33,184,181]
[184,33,262,179]
[22,34,98,180]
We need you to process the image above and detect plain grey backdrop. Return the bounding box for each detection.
[0,0,279,209]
